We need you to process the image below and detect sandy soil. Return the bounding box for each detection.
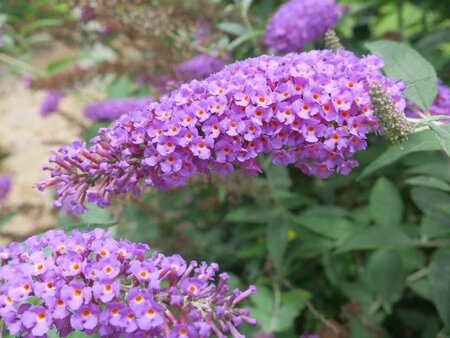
[0,44,89,245]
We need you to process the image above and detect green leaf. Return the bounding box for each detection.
[336,226,411,253]
[0,213,14,229]
[428,250,450,332]
[266,212,289,269]
[292,215,354,241]
[369,177,403,226]
[20,18,61,36]
[217,22,248,36]
[226,207,274,223]
[107,76,132,99]
[241,0,253,17]
[420,216,450,239]
[410,187,450,222]
[366,249,406,312]
[415,28,450,53]
[46,55,80,73]
[429,123,450,158]
[349,317,373,338]
[358,130,441,180]
[249,286,309,333]
[409,278,432,301]
[405,175,450,192]
[365,40,437,111]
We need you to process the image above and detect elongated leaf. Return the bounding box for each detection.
[429,251,450,331]
[366,249,406,312]
[217,22,248,36]
[370,177,403,226]
[266,212,289,269]
[336,226,411,253]
[365,40,437,111]
[429,122,450,158]
[410,187,450,222]
[358,130,441,180]
[292,215,354,241]
[405,176,450,192]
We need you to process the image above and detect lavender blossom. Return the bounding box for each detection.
[174,54,227,82]
[0,175,11,205]
[39,90,64,117]
[38,50,405,214]
[405,80,450,119]
[0,228,256,337]
[264,0,345,53]
[84,97,151,121]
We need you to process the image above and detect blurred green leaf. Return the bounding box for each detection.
[292,214,354,241]
[358,130,441,179]
[20,18,60,36]
[336,226,411,253]
[411,187,450,222]
[46,55,80,73]
[369,177,403,226]
[107,76,132,99]
[420,216,450,239]
[365,40,437,111]
[266,212,289,269]
[217,22,248,36]
[226,207,274,223]
[405,176,450,192]
[429,250,450,332]
[250,286,309,333]
[366,249,406,312]
[429,123,450,158]
[409,278,432,301]
[0,213,14,229]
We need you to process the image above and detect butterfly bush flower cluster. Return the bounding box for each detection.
[39,90,64,117]
[38,49,406,214]
[405,80,450,119]
[84,97,151,121]
[264,0,345,53]
[0,228,256,337]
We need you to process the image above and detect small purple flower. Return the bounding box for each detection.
[174,54,227,81]
[84,97,151,121]
[70,304,100,331]
[264,0,345,53]
[39,90,64,117]
[22,306,52,336]
[0,175,11,205]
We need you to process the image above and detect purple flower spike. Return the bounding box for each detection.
[84,97,152,121]
[38,50,405,214]
[264,0,345,53]
[0,175,11,205]
[39,90,64,117]
[0,228,256,337]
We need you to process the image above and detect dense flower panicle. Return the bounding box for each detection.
[174,54,227,82]
[264,0,345,53]
[0,175,11,204]
[0,228,256,337]
[405,80,450,119]
[39,90,64,117]
[38,49,405,214]
[84,97,151,121]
